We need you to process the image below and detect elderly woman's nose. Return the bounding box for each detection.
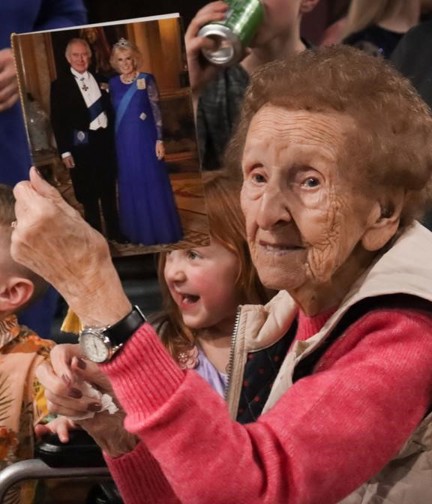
[256,188,292,229]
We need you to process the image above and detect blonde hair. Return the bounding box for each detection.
[343,0,404,38]
[152,170,271,361]
[110,40,142,74]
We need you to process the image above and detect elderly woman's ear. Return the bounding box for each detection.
[361,189,405,251]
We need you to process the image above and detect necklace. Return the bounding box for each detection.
[120,71,138,84]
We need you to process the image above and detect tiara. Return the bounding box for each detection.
[114,38,132,49]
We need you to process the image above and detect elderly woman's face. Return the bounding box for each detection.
[115,49,135,75]
[240,105,379,297]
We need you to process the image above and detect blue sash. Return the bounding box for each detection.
[88,96,105,122]
[115,76,141,133]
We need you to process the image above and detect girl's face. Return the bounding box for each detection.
[164,241,242,335]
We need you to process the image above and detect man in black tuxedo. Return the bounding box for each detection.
[50,38,123,241]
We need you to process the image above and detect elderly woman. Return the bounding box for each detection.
[11,45,432,504]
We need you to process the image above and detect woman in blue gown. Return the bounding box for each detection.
[109,38,183,246]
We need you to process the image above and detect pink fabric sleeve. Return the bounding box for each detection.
[102,312,432,504]
[104,441,180,503]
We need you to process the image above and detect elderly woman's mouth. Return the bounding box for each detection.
[259,241,304,254]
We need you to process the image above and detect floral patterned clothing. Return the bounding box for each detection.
[0,315,54,504]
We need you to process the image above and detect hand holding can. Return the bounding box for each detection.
[198,0,264,67]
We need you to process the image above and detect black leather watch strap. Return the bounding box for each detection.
[105,305,146,347]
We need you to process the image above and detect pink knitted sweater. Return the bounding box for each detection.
[102,309,432,504]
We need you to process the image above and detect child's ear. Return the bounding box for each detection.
[0,277,34,313]
[361,191,405,251]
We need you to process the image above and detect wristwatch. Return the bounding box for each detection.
[79,305,146,363]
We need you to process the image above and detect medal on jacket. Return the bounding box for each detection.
[136,78,146,90]
[79,76,89,92]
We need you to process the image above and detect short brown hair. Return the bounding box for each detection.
[227,45,432,228]
[0,184,48,307]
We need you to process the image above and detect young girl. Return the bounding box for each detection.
[151,170,272,396]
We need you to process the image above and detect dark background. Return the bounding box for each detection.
[84,0,209,29]
[83,0,352,45]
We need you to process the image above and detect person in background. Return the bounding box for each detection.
[391,15,432,228]
[186,0,321,170]
[14,45,432,504]
[0,0,87,338]
[108,38,182,246]
[342,0,421,58]
[152,170,272,404]
[320,0,351,46]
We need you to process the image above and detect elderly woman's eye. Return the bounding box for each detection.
[302,177,320,188]
[251,172,266,184]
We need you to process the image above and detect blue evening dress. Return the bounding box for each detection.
[109,72,183,246]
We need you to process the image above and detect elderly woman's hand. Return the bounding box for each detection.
[0,49,19,112]
[36,344,138,457]
[11,167,131,327]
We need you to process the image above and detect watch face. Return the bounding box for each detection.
[79,331,111,363]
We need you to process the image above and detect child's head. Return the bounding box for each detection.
[0,184,48,318]
[156,170,271,358]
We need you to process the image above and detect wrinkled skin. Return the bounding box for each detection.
[240,105,387,315]
[36,344,138,457]
[10,169,137,456]
[10,105,401,456]
[11,168,131,327]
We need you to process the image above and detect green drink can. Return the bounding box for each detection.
[198,0,264,67]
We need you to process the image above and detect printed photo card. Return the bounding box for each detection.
[12,14,210,256]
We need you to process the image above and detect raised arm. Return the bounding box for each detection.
[12,168,432,504]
